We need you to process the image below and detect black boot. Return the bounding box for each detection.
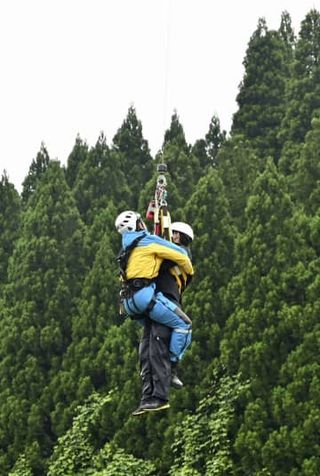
[139,398,170,412]
[171,362,183,389]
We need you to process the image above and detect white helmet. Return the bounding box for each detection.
[115,210,140,234]
[171,222,194,241]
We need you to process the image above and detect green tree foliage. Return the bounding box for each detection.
[159,112,203,209]
[8,453,33,476]
[264,325,320,475]
[281,9,320,143]
[221,161,313,375]
[232,17,291,161]
[279,9,320,176]
[2,9,320,476]
[0,161,87,473]
[278,10,296,57]
[291,116,320,213]
[139,110,211,217]
[163,110,189,151]
[221,161,316,473]
[170,371,249,476]
[184,168,235,319]
[47,392,156,476]
[217,135,261,230]
[192,114,226,169]
[48,230,121,436]
[21,143,50,204]
[65,135,89,189]
[73,132,130,225]
[204,114,227,166]
[85,202,120,266]
[0,171,21,287]
[257,240,320,475]
[112,105,153,209]
[175,169,236,408]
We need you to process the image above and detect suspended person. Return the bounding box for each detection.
[133,222,194,416]
[115,211,194,412]
[156,221,194,385]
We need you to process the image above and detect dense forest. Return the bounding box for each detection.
[1,8,320,475]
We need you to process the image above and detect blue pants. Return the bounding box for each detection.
[124,283,192,362]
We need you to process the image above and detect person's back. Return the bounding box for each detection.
[121,230,193,281]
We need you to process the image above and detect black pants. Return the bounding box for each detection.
[139,319,172,403]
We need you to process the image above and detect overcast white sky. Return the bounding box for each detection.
[0,0,318,191]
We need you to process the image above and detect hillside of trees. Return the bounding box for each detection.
[1,9,320,475]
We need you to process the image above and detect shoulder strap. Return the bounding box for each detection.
[116,234,146,280]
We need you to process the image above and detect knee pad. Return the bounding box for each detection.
[155,291,177,311]
[169,327,192,361]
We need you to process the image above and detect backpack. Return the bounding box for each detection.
[116,234,145,280]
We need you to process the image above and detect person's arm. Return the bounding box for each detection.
[146,235,194,276]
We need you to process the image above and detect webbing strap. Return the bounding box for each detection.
[174,328,192,334]
[131,293,156,314]
[131,294,143,314]
[126,299,139,315]
[145,296,157,312]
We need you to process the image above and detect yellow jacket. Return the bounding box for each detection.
[122,231,194,280]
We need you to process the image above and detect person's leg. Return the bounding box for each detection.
[131,317,153,416]
[138,320,171,411]
[134,321,172,413]
[123,283,156,316]
[168,326,192,363]
[132,318,154,416]
[149,292,192,362]
[171,361,183,389]
[124,286,192,362]
[149,322,171,401]
[157,294,184,389]
[139,319,153,404]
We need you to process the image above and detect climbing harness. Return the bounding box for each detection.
[116,234,145,280]
[116,234,146,316]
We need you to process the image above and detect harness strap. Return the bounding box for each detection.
[127,278,153,289]
[130,293,157,314]
[126,298,139,315]
[174,306,192,325]
[174,328,192,334]
[145,296,157,312]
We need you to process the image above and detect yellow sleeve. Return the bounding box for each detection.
[147,243,194,275]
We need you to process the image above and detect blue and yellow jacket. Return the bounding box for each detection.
[122,230,194,280]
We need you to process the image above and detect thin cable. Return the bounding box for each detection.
[163,0,173,134]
